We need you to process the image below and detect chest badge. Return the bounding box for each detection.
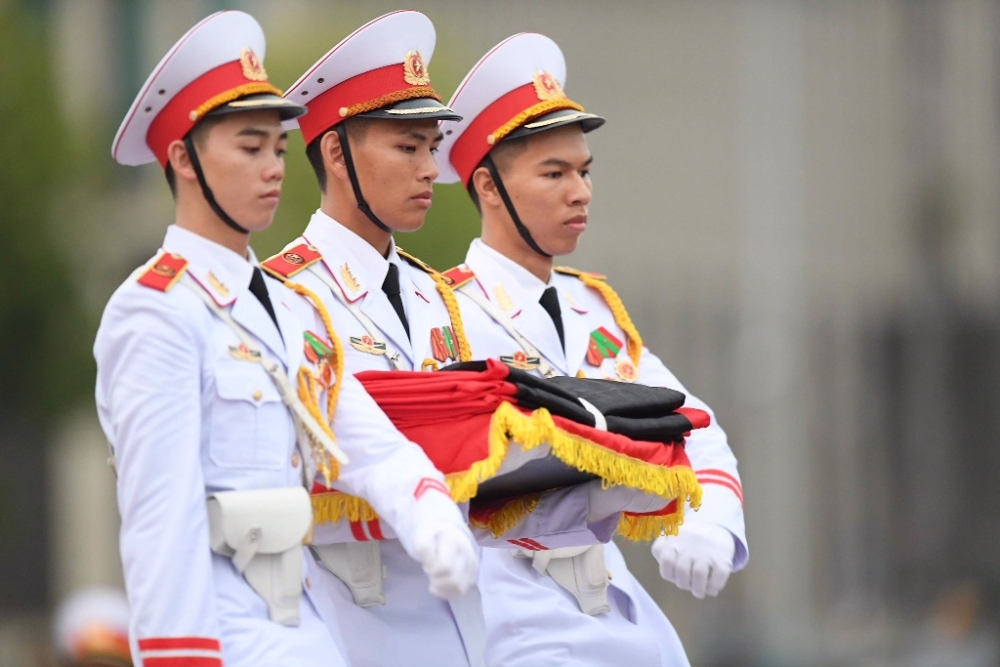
[228,342,261,362]
[350,334,387,356]
[500,350,541,371]
[494,283,515,314]
[615,357,638,383]
[430,326,459,362]
[586,327,623,367]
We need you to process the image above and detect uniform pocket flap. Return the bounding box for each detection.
[214,364,281,404]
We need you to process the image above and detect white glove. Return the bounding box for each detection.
[652,522,735,599]
[413,520,479,600]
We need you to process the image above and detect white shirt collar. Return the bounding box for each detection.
[162,224,258,301]
[465,238,553,307]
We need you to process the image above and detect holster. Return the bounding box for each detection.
[207,487,312,626]
[516,544,611,615]
[311,541,386,607]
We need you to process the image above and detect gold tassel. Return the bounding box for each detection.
[470,495,542,539]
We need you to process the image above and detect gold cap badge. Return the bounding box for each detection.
[533,70,565,101]
[403,50,431,86]
[240,48,268,82]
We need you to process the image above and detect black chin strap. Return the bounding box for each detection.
[335,123,392,233]
[184,135,250,235]
[483,154,551,258]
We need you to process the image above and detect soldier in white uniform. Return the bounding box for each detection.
[96,12,476,667]
[436,33,749,666]
[265,12,669,666]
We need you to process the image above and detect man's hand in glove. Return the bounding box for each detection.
[413,520,479,600]
[652,522,735,599]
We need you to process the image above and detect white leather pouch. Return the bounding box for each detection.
[515,544,611,615]
[207,487,312,626]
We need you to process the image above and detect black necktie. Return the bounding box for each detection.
[539,286,565,351]
[382,263,410,339]
[249,266,279,329]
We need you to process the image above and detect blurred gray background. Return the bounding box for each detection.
[1,1,999,665]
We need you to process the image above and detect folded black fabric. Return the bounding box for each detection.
[442,361,692,444]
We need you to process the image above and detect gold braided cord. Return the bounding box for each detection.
[470,495,542,539]
[576,273,643,366]
[342,87,442,118]
[284,280,346,416]
[430,271,473,362]
[296,367,338,485]
[489,99,585,144]
[189,82,284,122]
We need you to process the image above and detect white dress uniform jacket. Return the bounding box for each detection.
[454,239,748,667]
[95,225,461,667]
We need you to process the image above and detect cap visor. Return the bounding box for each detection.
[208,93,308,122]
[504,109,606,141]
[355,97,462,122]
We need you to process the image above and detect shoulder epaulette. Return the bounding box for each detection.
[554,266,607,281]
[262,243,323,279]
[137,252,188,292]
[396,247,439,276]
[441,264,476,289]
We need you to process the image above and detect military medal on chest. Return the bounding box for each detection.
[586,327,623,366]
[303,331,336,389]
[430,325,460,363]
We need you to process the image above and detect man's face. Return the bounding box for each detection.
[195,109,287,232]
[496,124,593,257]
[350,119,443,232]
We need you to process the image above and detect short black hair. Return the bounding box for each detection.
[465,135,530,213]
[162,115,224,199]
[305,117,375,193]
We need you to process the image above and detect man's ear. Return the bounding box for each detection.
[472,166,503,209]
[320,130,349,183]
[166,139,197,183]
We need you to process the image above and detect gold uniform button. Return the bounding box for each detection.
[291,452,301,468]
[252,389,263,402]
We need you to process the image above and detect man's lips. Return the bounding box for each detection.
[260,190,281,204]
[412,191,433,209]
[564,214,588,231]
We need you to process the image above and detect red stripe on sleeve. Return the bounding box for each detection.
[507,538,540,551]
[143,657,222,667]
[367,518,385,541]
[518,538,548,551]
[697,468,742,488]
[138,638,221,652]
[697,478,744,505]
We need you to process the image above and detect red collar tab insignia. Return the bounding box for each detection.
[137,252,188,292]
[615,357,638,383]
[442,265,476,289]
[240,47,268,81]
[586,327,624,366]
[533,70,565,101]
[500,350,541,371]
[229,342,262,362]
[350,334,387,356]
[262,243,322,278]
[430,326,459,363]
[403,51,431,86]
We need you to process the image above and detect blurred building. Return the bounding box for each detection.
[2,1,998,666]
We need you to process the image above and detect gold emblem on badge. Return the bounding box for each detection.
[208,272,229,297]
[283,251,305,265]
[494,284,514,314]
[340,263,360,293]
[533,70,565,101]
[350,335,387,356]
[615,357,637,383]
[403,50,430,86]
[151,263,177,278]
[240,48,268,81]
[500,350,541,371]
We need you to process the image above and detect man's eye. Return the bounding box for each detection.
[400,145,417,153]
[430,146,439,155]
[242,146,260,154]
[545,171,562,179]
[580,169,590,178]
[276,148,287,158]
